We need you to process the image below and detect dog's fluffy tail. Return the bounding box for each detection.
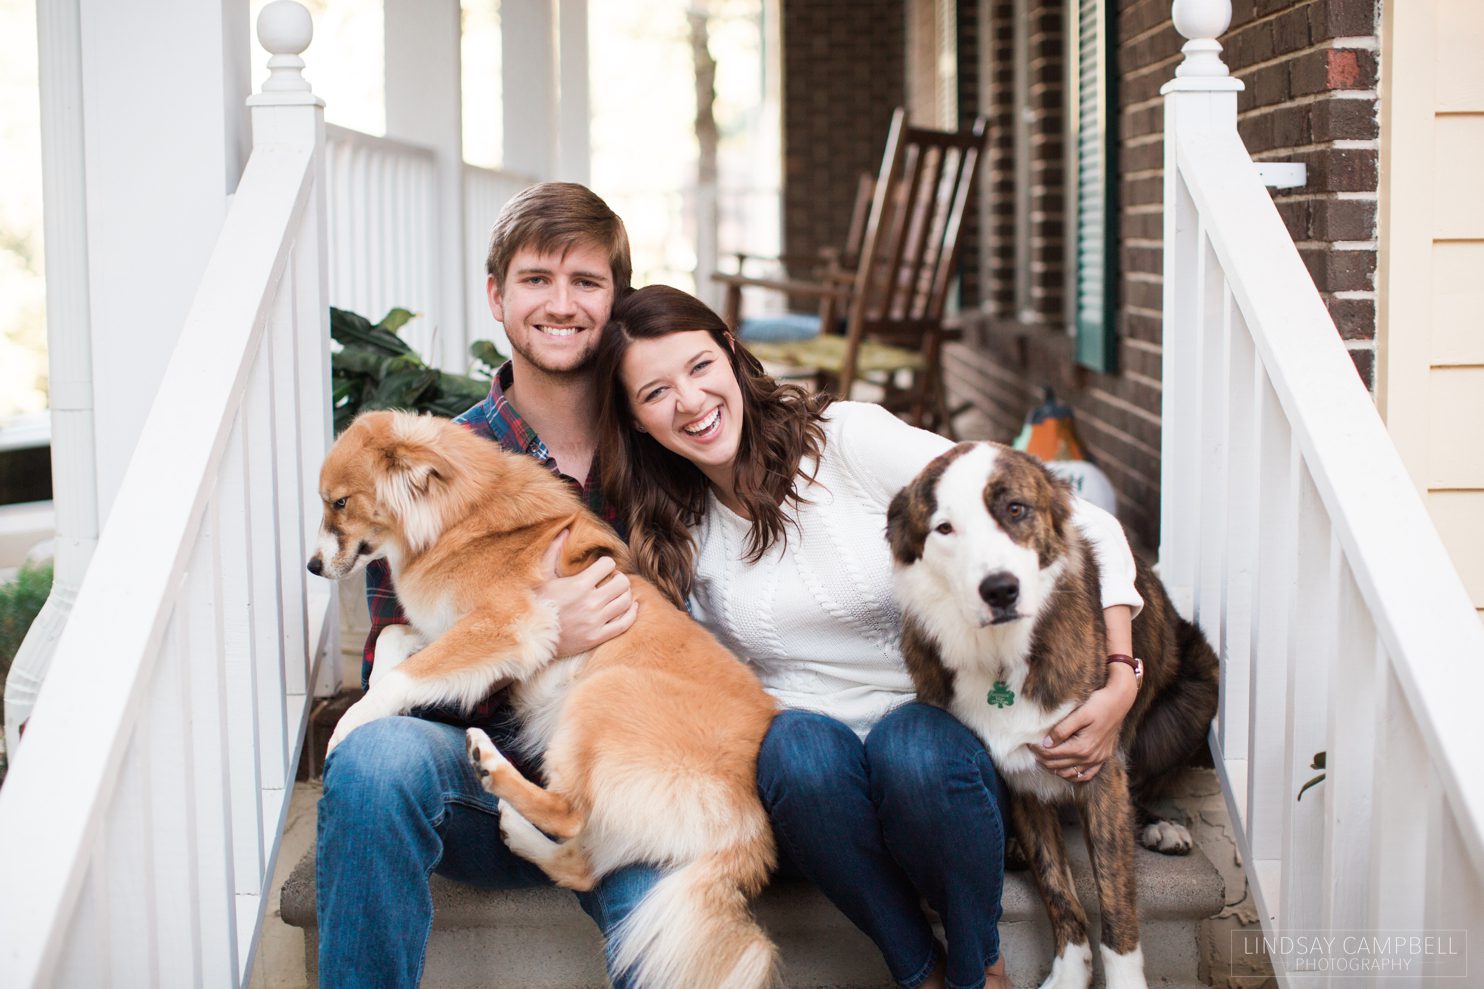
[1129,616,1220,796]
[609,845,778,989]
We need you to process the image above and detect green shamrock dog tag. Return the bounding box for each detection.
[987,680,1015,708]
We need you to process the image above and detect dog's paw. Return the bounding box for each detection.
[1037,940,1093,989]
[1099,943,1148,989]
[326,698,380,754]
[1139,818,1193,855]
[465,728,510,791]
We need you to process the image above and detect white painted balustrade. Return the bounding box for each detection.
[324,124,440,359]
[463,161,537,355]
[0,4,336,985]
[1159,2,1484,984]
[324,128,533,370]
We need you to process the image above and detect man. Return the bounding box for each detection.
[316,183,652,989]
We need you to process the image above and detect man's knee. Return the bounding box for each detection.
[757,710,865,806]
[321,716,462,819]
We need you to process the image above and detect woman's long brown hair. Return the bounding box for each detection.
[594,285,834,607]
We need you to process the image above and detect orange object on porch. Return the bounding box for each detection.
[1013,387,1089,463]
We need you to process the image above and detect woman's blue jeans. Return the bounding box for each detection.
[315,714,661,989]
[758,702,1010,989]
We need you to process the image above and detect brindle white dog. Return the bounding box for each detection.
[886,442,1217,989]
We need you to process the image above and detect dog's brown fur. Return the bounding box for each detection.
[887,442,1218,986]
[308,410,780,989]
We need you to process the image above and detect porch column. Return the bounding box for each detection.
[556,0,591,184]
[502,0,559,179]
[384,0,469,372]
[6,0,252,753]
[77,0,252,516]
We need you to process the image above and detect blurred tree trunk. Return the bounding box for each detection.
[690,5,720,307]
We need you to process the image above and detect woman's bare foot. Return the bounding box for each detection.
[984,955,1011,989]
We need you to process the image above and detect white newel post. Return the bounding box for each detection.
[250,1,338,698]
[1157,0,1243,616]
[384,0,469,373]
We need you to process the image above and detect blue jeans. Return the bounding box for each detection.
[758,703,1009,989]
[316,714,661,989]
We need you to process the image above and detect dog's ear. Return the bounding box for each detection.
[889,445,974,564]
[376,426,456,552]
[887,476,934,565]
[1043,466,1075,539]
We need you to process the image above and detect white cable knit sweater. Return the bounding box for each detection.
[688,402,1143,738]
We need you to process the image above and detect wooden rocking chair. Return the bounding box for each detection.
[721,108,988,436]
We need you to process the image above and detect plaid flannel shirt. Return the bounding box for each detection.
[362,362,622,723]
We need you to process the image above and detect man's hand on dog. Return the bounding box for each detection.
[1032,663,1139,781]
[539,529,639,656]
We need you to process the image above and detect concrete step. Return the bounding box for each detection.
[281,827,1223,988]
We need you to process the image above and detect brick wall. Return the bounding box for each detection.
[945,0,1380,551]
[780,0,905,269]
[1228,0,1381,383]
[981,0,1016,314]
[907,0,946,125]
[1026,1,1068,323]
[956,1,983,307]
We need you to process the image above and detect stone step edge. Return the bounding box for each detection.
[283,833,1225,931]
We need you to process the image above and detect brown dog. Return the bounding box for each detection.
[886,441,1218,989]
[307,410,780,989]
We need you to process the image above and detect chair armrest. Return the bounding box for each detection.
[728,251,835,270]
[710,272,853,300]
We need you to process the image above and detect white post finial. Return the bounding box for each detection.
[1162,0,1243,94]
[1171,0,1233,79]
[257,1,314,93]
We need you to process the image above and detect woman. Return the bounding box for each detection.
[593,286,1143,989]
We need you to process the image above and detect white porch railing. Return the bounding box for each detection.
[463,161,536,355]
[324,124,439,359]
[325,126,533,371]
[0,5,335,986]
[1159,3,1484,983]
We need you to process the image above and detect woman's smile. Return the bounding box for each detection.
[682,407,723,438]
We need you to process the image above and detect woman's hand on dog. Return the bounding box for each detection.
[539,530,640,656]
[1032,663,1138,782]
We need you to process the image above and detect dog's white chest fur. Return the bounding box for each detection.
[510,654,585,755]
[939,639,1077,804]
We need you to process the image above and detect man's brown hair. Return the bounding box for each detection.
[485,182,632,292]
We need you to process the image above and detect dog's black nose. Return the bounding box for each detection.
[307,557,323,576]
[979,571,1019,611]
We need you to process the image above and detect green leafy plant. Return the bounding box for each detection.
[1,561,54,782]
[330,307,507,434]
[1297,750,1326,801]
[0,561,52,690]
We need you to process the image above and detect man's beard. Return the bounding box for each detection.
[508,333,600,377]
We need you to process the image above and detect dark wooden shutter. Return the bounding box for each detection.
[1073,0,1117,372]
